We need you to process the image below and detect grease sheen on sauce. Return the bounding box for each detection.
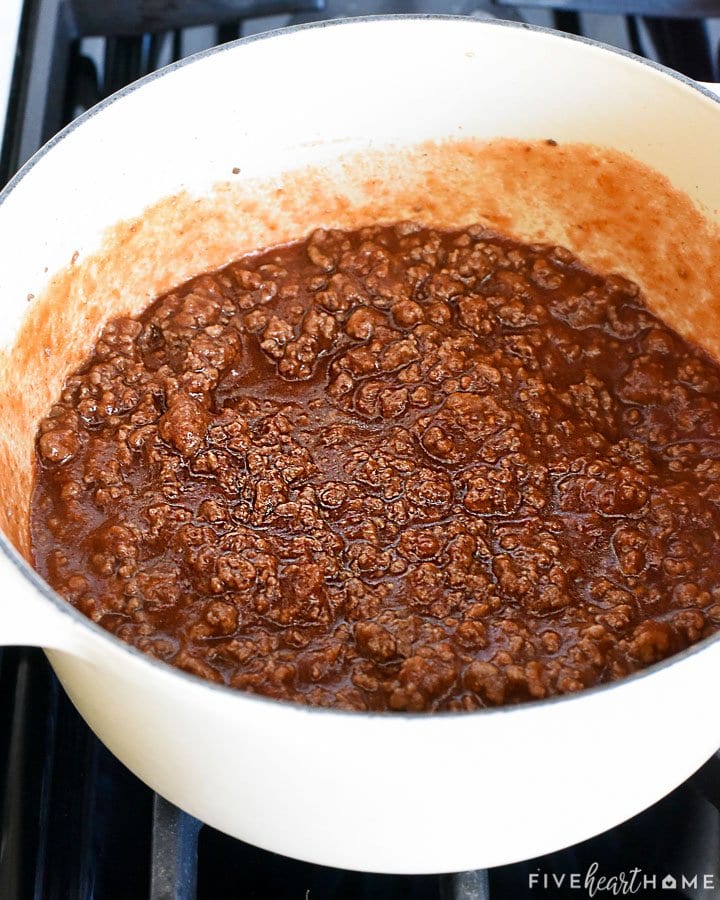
[30,224,720,711]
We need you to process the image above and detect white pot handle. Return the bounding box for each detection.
[0,541,88,654]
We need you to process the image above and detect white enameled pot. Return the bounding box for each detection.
[0,16,719,875]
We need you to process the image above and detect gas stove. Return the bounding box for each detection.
[1,2,720,898]
[0,0,22,148]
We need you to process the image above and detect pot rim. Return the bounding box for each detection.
[3,13,719,722]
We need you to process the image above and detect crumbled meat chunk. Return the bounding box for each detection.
[159,394,209,458]
[38,427,81,465]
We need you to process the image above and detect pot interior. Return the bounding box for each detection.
[0,19,719,561]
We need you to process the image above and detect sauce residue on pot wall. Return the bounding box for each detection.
[1,137,719,557]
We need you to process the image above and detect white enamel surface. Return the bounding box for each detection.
[47,629,720,873]
[1,18,720,873]
[0,548,86,651]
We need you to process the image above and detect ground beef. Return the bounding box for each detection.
[30,223,720,711]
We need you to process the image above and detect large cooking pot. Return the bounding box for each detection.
[1,16,719,875]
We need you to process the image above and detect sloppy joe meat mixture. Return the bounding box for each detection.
[30,223,720,711]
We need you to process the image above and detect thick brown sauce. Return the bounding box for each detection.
[30,224,720,711]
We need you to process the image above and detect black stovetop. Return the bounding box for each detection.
[2,3,720,898]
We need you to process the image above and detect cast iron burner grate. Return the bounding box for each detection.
[2,2,720,897]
